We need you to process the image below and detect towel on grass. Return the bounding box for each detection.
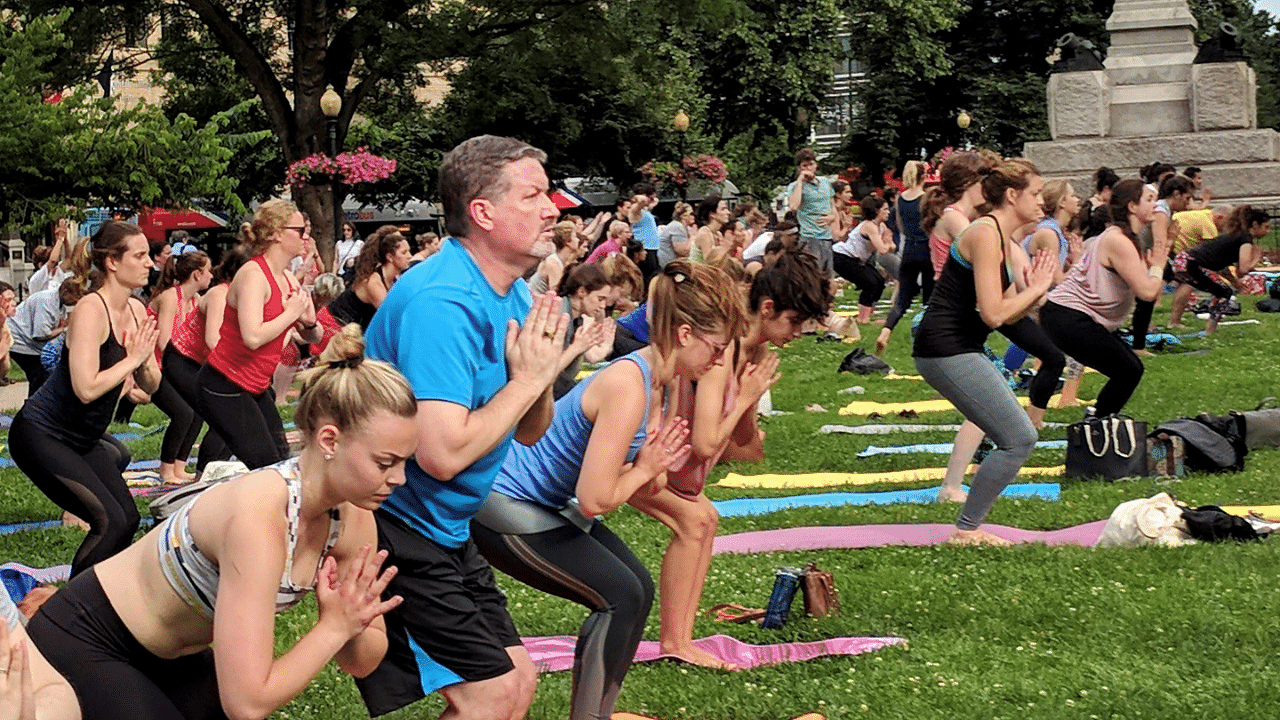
[712,520,1109,554]
[715,465,1065,489]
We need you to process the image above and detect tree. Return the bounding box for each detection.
[0,12,244,228]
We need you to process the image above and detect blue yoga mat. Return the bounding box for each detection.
[0,455,197,471]
[711,482,1060,517]
[857,439,1067,458]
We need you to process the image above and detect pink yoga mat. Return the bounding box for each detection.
[522,634,905,673]
[712,521,1109,555]
[0,562,70,584]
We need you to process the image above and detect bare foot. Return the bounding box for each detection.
[1133,348,1154,357]
[947,528,1014,546]
[935,485,968,503]
[662,644,738,671]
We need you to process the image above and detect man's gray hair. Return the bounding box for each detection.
[438,135,548,238]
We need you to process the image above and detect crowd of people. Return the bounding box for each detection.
[0,134,1273,719]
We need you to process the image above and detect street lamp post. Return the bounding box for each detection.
[956,110,972,150]
[673,109,689,199]
[320,86,343,267]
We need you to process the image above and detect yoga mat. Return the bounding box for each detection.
[0,414,11,430]
[614,714,824,720]
[0,456,192,471]
[0,563,70,585]
[715,465,1065,489]
[0,521,62,536]
[114,424,168,441]
[884,373,923,381]
[857,440,1067,458]
[819,422,1067,435]
[712,520,1109,555]
[522,634,906,673]
[1221,505,1280,521]
[711,483,1060,517]
[838,394,1088,416]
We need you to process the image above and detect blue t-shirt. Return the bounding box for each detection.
[365,237,533,548]
[615,303,651,344]
[492,352,651,509]
[785,176,834,241]
[633,210,660,251]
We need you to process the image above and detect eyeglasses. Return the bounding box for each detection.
[284,225,308,235]
[693,334,730,357]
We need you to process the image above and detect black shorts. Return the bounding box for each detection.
[356,510,521,717]
[25,568,226,720]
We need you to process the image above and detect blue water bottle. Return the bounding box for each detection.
[761,566,803,629]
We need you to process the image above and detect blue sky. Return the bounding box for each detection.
[1256,0,1280,19]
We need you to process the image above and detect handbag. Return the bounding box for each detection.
[1065,414,1149,480]
[800,562,840,618]
[1146,432,1186,478]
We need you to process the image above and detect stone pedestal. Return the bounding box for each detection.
[1047,71,1111,138]
[1191,62,1257,131]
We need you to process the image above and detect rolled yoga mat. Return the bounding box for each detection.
[522,633,906,673]
[715,465,1065,490]
[711,483,1060,517]
[712,520,1109,555]
[1220,505,1280,521]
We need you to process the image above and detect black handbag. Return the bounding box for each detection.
[1065,414,1149,480]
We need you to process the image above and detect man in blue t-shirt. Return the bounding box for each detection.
[357,135,572,720]
[786,148,836,279]
[627,181,660,288]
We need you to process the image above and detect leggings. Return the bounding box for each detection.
[833,253,885,308]
[915,353,1038,530]
[9,419,136,577]
[150,375,202,465]
[26,568,226,720]
[472,494,653,720]
[1129,260,1172,349]
[162,348,231,471]
[884,258,935,330]
[195,362,287,470]
[1175,256,1234,321]
[997,316,1066,410]
[11,351,49,397]
[1041,302,1144,417]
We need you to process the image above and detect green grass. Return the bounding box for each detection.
[6,290,1280,719]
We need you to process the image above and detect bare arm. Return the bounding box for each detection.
[227,264,306,350]
[328,509,393,678]
[66,298,159,403]
[152,289,179,352]
[965,224,1053,329]
[204,286,228,351]
[787,180,805,212]
[1027,228,1067,285]
[687,349,780,459]
[860,222,894,255]
[514,387,554,446]
[1100,229,1166,302]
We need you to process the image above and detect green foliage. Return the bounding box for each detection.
[0,12,243,227]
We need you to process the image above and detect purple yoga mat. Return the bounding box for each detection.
[522,633,905,673]
[712,521,1109,555]
[0,562,70,584]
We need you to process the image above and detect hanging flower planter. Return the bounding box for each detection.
[286,147,397,188]
[638,154,729,196]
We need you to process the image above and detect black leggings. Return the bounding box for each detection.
[884,257,935,330]
[162,348,230,471]
[9,419,136,577]
[1041,302,1144,416]
[1129,260,1173,349]
[997,316,1066,410]
[195,363,287,470]
[833,253,885,308]
[472,494,653,720]
[150,375,202,465]
[11,352,49,397]
[26,568,227,720]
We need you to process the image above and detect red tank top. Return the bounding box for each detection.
[207,256,288,394]
[172,285,214,364]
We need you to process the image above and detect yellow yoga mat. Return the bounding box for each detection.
[838,394,1089,416]
[1221,505,1280,521]
[883,369,1095,382]
[715,465,1065,489]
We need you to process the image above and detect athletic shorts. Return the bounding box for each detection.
[356,510,522,717]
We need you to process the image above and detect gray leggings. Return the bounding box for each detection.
[914,353,1038,530]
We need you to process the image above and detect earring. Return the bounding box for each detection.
[324,453,333,460]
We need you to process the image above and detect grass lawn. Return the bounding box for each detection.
[4,288,1280,719]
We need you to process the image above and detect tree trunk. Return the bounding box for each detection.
[293,183,337,272]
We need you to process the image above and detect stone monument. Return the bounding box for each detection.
[1023,0,1280,205]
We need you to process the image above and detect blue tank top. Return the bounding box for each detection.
[1023,217,1069,266]
[896,196,930,264]
[492,351,653,509]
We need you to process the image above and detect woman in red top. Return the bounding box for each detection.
[196,200,321,469]
[148,251,212,484]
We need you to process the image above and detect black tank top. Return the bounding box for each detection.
[326,270,385,329]
[18,293,134,451]
[913,218,1011,358]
